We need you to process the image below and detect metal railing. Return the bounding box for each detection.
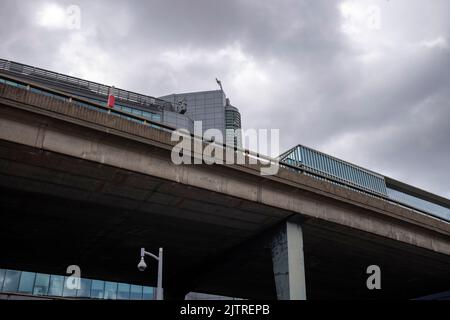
[0,59,174,112]
[281,145,388,197]
[0,71,176,132]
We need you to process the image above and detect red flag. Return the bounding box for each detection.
[107,86,115,108]
[107,94,115,108]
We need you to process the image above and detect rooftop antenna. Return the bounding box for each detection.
[216,78,231,106]
[216,78,224,92]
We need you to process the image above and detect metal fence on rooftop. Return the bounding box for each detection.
[0,59,174,112]
[281,145,388,197]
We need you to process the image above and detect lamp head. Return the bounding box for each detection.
[137,257,147,272]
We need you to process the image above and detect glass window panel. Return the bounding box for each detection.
[18,271,36,294]
[33,274,50,296]
[142,112,152,119]
[104,282,117,300]
[117,283,130,300]
[2,270,21,293]
[62,276,78,297]
[132,109,142,116]
[76,279,92,298]
[129,285,142,300]
[0,269,5,291]
[143,287,154,300]
[90,280,105,299]
[48,275,64,297]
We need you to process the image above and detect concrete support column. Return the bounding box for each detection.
[271,221,307,300]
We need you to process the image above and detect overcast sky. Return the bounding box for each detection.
[0,0,449,198]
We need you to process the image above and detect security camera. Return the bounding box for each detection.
[137,257,147,272]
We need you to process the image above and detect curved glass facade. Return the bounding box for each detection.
[225,105,241,130]
[225,105,242,148]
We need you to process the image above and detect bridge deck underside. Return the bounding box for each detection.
[0,140,449,299]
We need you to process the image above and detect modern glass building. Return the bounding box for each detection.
[0,268,154,300]
[159,91,242,148]
[0,268,242,301]
[225,103,242,148]
[160,90,227,135]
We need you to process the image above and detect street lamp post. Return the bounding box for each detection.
[137,247,163,300]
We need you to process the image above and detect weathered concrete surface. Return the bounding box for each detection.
[271,222,306,300]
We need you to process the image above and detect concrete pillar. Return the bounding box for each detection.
[271,221,307,300]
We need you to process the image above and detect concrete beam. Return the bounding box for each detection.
[271,222,307,300]
[1,85,450,257]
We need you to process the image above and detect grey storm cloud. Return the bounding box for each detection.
[0,0,449,198]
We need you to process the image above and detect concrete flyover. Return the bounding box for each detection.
[0,81,449,299]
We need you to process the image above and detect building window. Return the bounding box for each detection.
[130,285,143,300]
[104,282,118,300]
[132,109,143,117]
[76,279,92,298]
[117,283,130,300]
[0,268,163,300]
[0,269,5,292]
[2,270,21,293]
[90,280,105,299]
[62,276,77,297]
[33,273,50,296]
[18,271,36,294]
[122,106,132,113]
[143,111,152,120]
[152,114,161,122]
[48,275,64,297]
[143,286,154,300]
